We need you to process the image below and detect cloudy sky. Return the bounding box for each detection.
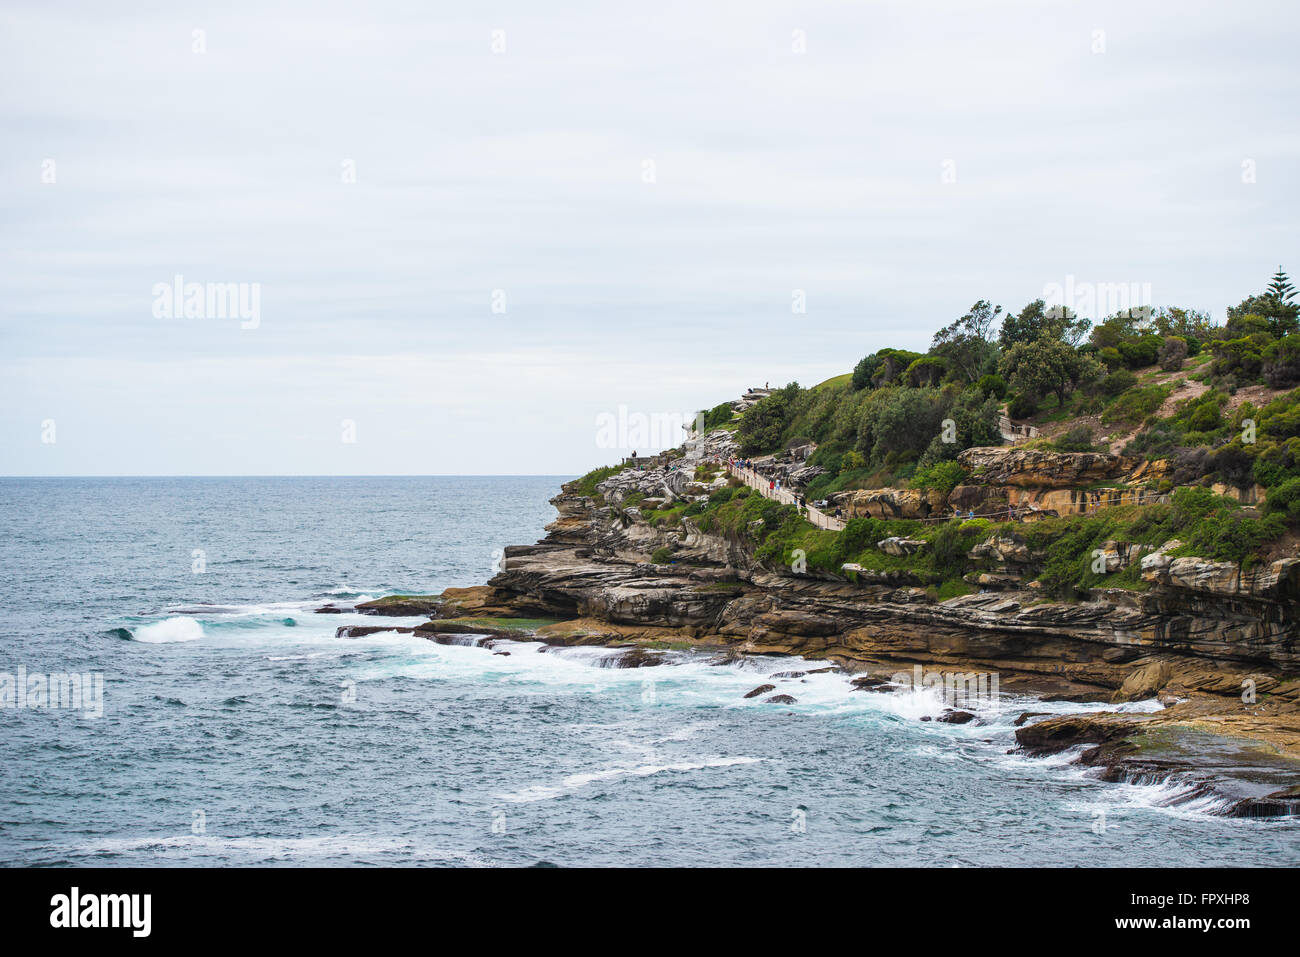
[2,0,1297,475]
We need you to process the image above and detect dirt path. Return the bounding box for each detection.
[1107,373,1209,453]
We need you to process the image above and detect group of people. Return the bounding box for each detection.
[728,457,833,520]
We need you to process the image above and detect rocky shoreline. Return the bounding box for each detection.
[329,432,1300,816]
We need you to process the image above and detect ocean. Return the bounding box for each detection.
[1,476,1296,867]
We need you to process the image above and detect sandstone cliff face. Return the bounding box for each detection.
[828,487,947,519]
[823,448,1184,521]
[957,447,1155,489]
[478,468,1300,686]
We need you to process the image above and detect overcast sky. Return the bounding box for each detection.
[2,0,1297,475]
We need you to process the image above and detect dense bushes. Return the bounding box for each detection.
[1015,487,1284,598]
[1125,385,1300,510]
[911,460,969,494]
[1006,391,1039,419]
[737,383,801,455]
[1117,335,1162,369]
[1100,367,1137,397]
[572,463,628,497]
[1100,383,1172,426]
[709,271,1300,579]
[851,348,924,391]
[698,401,735,432]
[1051,425,1097,452]
[1263,336,1300,388]
[975,373,1008,400]
[1265,477,1300,522]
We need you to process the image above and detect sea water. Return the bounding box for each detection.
[1,476,1296,867]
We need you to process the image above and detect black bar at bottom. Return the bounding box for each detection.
[0,866,1286,943]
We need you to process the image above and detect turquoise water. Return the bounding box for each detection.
[1,476,1297,867]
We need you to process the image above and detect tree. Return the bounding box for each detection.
[999,299,1090,349]
[905,356,947,387]
[1228,268,1299,338]
[1158,336,1189,372]
[1267,266,1296,304]
[1000,335,1104,409]
[737,382,800,455]
[1153,306,1214,343]
[1090,311,1153,350]
[930,300,1001,383]
[863,387,949,465]
[851,348,923,390]
[1263,336,1300,388]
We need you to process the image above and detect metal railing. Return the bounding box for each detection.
[726,463,846,531]
[723,463,1160,531]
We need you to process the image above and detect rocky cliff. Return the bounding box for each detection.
[400,433,1300,814]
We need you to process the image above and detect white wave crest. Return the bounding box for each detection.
[132,617,204,643]
[498,756,763,804]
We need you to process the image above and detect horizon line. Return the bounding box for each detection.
[0,473,580,480]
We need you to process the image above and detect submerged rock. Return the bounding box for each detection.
[744,684,776,699]
[937,710,976,724]
[336,625,415,638]
[356,595,444,617]
[599,647,665,669]
[850,676,892,692]
[766,694,797,704]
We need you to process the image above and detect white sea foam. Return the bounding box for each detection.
[132,617,204,643]
[166,598,377,617]
[498,756,763,803]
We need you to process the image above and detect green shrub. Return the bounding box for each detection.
[1211,333,1272,380]
[1007,392,1038,419]
[650,546,674,564]
[976,373,1008,400]
[1265,477,1300,523]
[1101,368,1137,397]
[904,356,947,387]
[911,460,969,495]
[572,463,628,496]
[1118,335,1162,369]
[1052,424,1097,452]
[936,579,975,600]
[698,401,736,432]
[1263,336,1300,389]
[1101,383,1172,425]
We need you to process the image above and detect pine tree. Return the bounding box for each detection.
[1267,266,1296,303]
